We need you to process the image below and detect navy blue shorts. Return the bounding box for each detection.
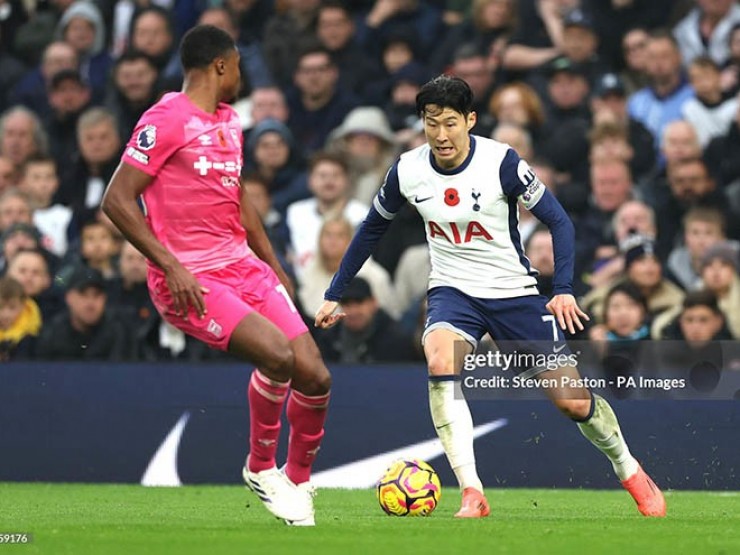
[424,286,569,374]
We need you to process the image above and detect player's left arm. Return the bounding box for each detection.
[499,148,589,334]
[240,187,295,298]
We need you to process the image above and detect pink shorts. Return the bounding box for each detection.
[148,256,308,351]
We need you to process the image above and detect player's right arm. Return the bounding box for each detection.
[102,162,208,319]
[314,162,406,329]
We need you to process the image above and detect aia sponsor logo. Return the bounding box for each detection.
[428,221,493,244]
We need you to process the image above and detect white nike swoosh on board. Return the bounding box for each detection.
[141,412,190,487]
[311,418,508,489]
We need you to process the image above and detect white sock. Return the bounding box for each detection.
[577,394,639,481]
[428,377,484,492]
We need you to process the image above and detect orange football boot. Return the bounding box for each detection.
[621,465,667,517]
[454,487,491,518]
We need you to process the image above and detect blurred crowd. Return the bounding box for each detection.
[0,0,739,364]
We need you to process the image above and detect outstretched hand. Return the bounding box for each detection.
[164,261,209,319]
[546,294,590,335]
[314,300,345,329]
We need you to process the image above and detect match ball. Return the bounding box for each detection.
[376,459,441,516]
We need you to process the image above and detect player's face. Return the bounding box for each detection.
[423,106,476,170]
[220,48,242,102]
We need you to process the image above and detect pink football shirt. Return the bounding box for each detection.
[123,92,249,274]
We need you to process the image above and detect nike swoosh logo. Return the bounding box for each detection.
[553,344,567,353]
[311,418,508,489]
[414,195,434,203]
[141,411,190,486]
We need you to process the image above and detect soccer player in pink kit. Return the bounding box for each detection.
[102,25,330,526]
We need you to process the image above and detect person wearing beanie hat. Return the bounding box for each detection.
[243,118,309,215]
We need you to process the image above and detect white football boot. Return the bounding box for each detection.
[242,465,312,524]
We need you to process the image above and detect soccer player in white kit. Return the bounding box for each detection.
[316,76,665,518]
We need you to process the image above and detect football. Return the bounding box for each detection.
[376,459,442,516]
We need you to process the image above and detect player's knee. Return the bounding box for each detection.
[427,352,455,376]
[554,398,592,421]
[262,345,295,380]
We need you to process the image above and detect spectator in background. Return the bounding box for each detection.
[8,41,78,120]
[286,152,368,279]
[720,23,740,95]
[683,56,738,148]
[655,289,732,342]
[627,30,694,152]
[243,118,308,215]
[382,61,430,132]
[286,45,358,156]
[393,242,431,323]
[657,157,734,259]
[5,248,63,322]
[525,225,555,297]
[326,106,399,206]
[224,0,274,45]
[35,265,131,360]
[667,206,727,291]
[503,0,577,74]
[590,73,656,183]
[538,57,592,184]
[0,106,48,172]
[357,0,444,65]
[248,86,289,130]
[673,0,740,68]
[129,7,175,75]
[597,280,651,343]
[448,43,497,136]
[0,156,16,192]
[0,27,27,115]
[621,27,651,94]
[0,189,32,234]
[574,159,634,294]
[45,69,92,169]
[314,276,419,363]
[488,81,546,151]
[18,154,73,257]
[105,51,160,144]
[558,7,607,85]
[55,0,112,104]
[263,0,320,86]
[298,216,398,319]
[57,107,121,214]
[0,276,40,360]
[582,234,684,325]
[241,172,292,278]
[316,1,383,103]
[76,219,119,279]
[429,0,515,74]
[699,240,740,338]
[106,240,160,361]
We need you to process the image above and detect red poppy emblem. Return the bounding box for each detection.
[218,129,226,147]
[444,188,460,206]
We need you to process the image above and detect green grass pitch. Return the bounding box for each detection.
[1,484,738,555]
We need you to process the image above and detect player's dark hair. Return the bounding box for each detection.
[416,75,474,118]
[180,25,236,71]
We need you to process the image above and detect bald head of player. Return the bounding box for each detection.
[180,24,241,111]
[416,75,478,171]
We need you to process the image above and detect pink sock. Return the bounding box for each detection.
[285,390,330,485]
[247,370,290,473]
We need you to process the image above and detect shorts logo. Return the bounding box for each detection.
[136,125,157,150]
[207,319,223,337]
